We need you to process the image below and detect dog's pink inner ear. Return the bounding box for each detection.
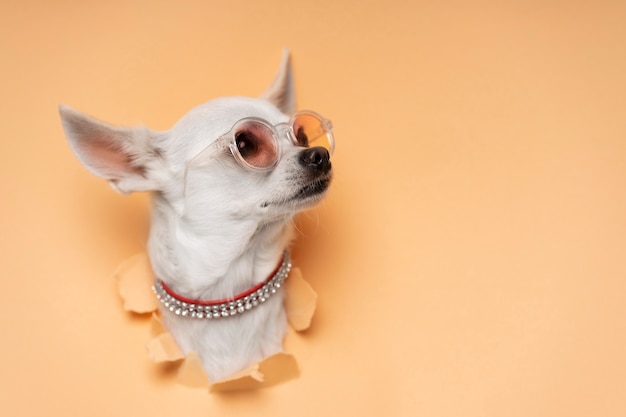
[78,134,144,178]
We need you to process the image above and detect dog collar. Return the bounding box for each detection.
[152,251,291,319]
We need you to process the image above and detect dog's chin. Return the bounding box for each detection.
[262,176,331,211]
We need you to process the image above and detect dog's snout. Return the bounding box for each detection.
[299,147,331,174]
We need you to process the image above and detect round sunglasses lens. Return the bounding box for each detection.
[292,113,334,153]
[233,121,277,169]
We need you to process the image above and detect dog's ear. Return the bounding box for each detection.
[59,105,165,195]
[260,49,296,115]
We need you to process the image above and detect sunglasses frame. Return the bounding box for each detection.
[186,110,334,175]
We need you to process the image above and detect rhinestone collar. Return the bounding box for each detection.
[153,251,291,319]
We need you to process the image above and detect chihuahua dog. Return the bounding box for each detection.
[59,51,333,382]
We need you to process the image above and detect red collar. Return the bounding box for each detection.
[153,251,291,319]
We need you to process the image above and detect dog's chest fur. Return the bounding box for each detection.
[148,196,294,381]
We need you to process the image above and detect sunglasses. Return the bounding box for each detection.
[186,110,334,174]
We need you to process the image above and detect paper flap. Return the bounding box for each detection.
[146,332,185,362]
[177,352,211,388]
[210,353,299,392]
[285,267,318,331]
[114,252,158,313]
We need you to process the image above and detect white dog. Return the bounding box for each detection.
[59,51,334,382]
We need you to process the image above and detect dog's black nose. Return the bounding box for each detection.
[299,147,331,174]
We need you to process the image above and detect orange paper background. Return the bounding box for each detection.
[1,1,625,415]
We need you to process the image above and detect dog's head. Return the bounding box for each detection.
[60,52,333,235]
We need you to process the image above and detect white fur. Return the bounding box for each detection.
[59,51,332,382]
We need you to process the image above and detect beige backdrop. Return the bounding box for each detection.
[1,0,625,415]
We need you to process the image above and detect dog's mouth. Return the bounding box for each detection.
[292,176,331,201]
[261,175,332,209]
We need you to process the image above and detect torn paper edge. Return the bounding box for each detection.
[115,252,317,391]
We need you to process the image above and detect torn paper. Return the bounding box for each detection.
[115,252,317,391]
